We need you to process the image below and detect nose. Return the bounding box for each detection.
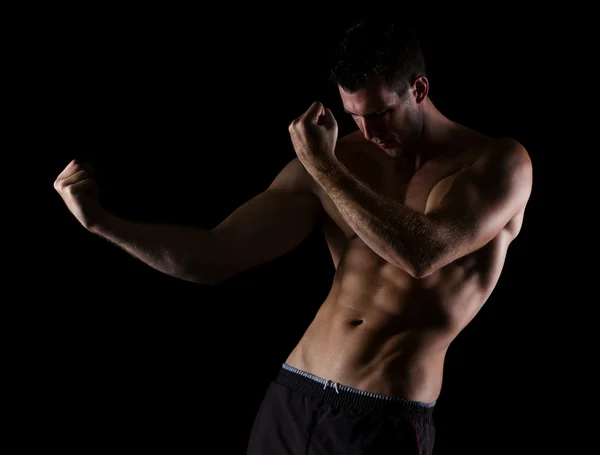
[359,117,379,141]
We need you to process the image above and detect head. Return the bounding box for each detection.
[329,20,429,155]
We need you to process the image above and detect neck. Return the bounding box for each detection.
[407,97,455,166]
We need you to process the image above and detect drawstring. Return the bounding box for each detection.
[323,379,340,394]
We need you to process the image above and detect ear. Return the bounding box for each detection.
[412,75,428,103]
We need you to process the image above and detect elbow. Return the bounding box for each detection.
[405,239,472,278]
[203,271,233,286]
[396,256,431,279]
[405,226,464,278]
[171,264,232,286]
[409,261,437,279]
[398,245,447,279]
[412,244,456,278]
[387,254,432,279]
[195,265,240,286]
[195,270,234,286]
[395,224,479,278]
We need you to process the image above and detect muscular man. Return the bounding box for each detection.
[54,20,532,455]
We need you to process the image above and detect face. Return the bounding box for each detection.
[338,77,426,156]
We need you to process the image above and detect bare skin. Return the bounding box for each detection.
[286,127,526,402]
[54,78,532,406]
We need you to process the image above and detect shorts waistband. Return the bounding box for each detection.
[276,364,435,421]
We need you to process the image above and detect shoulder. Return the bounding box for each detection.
[469,136,533,207]
[272,157,320,195]
[489,137,530,165]
[335,129,380,160]
[337,129,365,147]
[476,137,532,184]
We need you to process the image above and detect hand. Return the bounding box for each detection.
[288,101,338,171]
[54,159,104,230]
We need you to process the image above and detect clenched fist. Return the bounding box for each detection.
[54,159,104,230]
[288,101,339,172]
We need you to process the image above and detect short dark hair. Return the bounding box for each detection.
[329,20,426,95]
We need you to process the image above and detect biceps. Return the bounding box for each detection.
[210,188,320,275]
[429,166,530,247]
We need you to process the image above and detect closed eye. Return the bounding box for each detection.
[347,109,392,119]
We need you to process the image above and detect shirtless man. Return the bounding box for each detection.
[54,20,532,455]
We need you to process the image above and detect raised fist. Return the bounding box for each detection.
[54,159,104,229]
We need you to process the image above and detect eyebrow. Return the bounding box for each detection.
[344,106,392,117]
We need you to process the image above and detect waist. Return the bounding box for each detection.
[276,363,435,422]
[286,304,448,402]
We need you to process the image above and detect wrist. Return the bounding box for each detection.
[86,209,117,235]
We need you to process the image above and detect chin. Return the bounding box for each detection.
[381,144,402,157]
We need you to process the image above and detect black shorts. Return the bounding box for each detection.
[247,364,436,455]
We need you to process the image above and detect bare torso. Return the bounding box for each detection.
[285,126,525,402]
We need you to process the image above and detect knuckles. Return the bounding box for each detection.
[288,119,310,138]
[53,163,91,193]
[288,118,302,132]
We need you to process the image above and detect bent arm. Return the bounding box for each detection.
[308,138,532,277]
[416,138,533,275]
[90,158,321,285]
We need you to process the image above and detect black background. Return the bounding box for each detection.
[28,7,559,454]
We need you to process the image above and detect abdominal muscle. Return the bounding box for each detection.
[285,236,505,403]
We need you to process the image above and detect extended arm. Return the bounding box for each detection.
[63,158,320,285]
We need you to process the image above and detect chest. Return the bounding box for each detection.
[318,148,463,224]
[314,147,475,264]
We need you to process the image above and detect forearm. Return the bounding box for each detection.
[88,212,220,284]
[310,161,448,277]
